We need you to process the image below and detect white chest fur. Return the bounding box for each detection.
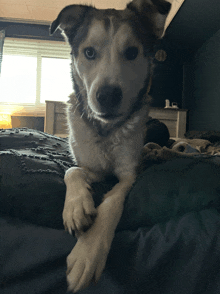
[67,106,148,179]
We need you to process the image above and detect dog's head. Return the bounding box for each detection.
[50,0,171,125]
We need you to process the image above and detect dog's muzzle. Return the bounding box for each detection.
[96,85,122,117]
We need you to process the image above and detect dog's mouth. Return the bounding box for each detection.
[96,112,123,122]
[100,113,121,119]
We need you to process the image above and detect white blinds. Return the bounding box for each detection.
[3,37,71,59]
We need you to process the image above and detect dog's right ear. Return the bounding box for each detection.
[50,5,93,38]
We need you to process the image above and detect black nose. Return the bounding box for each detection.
[96,85,122,112]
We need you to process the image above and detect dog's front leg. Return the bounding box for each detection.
[63,167,100,235]
[66,174,136,293]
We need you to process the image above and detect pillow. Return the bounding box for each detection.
[1,128,220,232]
[118,155,220,231]
[0,128,73,229]
[0,128,116,229]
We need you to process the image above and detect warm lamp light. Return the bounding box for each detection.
[0,114,12,128]
[0,106,25,129]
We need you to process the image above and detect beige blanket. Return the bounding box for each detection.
[138,138,220,173]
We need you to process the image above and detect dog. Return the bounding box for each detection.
[50,0,171,292]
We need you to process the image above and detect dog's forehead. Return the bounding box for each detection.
[83,15,138,48]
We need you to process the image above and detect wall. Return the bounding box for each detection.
[183,29,220,131]
[150,37,184,108]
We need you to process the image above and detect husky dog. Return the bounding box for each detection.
[50,0,171,292]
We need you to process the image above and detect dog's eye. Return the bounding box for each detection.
[124,47,139,61]
[84,47,96,60]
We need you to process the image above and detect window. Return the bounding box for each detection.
[0,38,72,107]
[0,55,37,103]
[40,57,72,103]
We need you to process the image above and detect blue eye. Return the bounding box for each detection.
[124,47,139,60]
[84,47,96,60]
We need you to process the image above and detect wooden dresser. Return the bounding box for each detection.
[45,100,187,139]
[45,101,67,138]
[149,107,187,139]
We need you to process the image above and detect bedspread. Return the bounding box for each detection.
[1,128,220,294]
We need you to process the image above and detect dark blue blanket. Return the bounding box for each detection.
[1,128,220,294]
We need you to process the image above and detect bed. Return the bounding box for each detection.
[1,127,220,294]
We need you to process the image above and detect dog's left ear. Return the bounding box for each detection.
[127,0,171,38]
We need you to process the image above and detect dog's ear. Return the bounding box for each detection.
[50,5,93,38]
[127,0,171,38]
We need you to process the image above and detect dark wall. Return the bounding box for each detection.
[150,38,184,108]
[183,29,220,131]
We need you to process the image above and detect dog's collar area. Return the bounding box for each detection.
[90,109,145,138]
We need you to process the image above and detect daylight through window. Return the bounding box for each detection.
[0,38,72,105]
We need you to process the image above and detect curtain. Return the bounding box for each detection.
[0,30,5,75]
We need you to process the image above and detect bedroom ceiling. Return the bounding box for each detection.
[0,0,137,23]
[0,0,176,24]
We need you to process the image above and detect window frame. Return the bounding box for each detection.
[0,37,72,116]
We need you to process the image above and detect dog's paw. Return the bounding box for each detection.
[66,230,109,293]
[63,189,97,234]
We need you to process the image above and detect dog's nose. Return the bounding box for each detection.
[96,85,122,112]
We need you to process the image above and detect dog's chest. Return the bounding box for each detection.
[70,129,121,173]
[68,118,143,175]
[72,134,112,173]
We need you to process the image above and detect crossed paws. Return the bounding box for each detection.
[63,188,110,292]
